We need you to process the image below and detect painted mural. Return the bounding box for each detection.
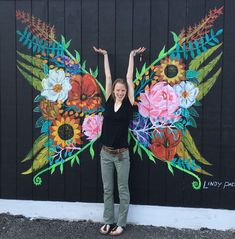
[16,7,223,189]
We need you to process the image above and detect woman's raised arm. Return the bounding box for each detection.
[126,47,146,105]
[93,46,112,100]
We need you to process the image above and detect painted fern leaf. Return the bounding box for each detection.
[189,43,222,71]
[197,68,222,100]
[21,134,48,162]
[21,147,50,175]
[197,52,222,83]
[17,51,45,69]
[17,66,42,91]
[17,60,45,80]
[182,129,211,165]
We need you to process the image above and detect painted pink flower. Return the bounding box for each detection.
[82,115,103,140]
[138,82,181,124]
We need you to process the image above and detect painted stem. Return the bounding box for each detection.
[33,138,98,186]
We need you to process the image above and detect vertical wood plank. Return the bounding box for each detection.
[80,0,99,202]
[148,0,169,206]
[0,0,17,199]
[16,0,33,200]
[63,0,82,202]
[129,0,151,204]
[218,0,235,208]
[31,0,50,200]
[97,0,116,203]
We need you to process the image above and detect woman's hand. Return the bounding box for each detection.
[93,46,107,55]
[130,47,146,57]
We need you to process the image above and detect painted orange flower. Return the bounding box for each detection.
[50,116,82,148]
[153,57,186,86]
[150,128,182,161]
[67,74,101,112]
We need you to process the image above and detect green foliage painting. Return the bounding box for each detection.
[16,7,223,189]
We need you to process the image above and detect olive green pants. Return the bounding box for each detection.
[100,147,130,227]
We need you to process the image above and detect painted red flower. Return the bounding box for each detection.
[67,74,101,111]
[150,128,182,161]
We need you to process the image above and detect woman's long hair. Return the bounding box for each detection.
[111,78,128,101]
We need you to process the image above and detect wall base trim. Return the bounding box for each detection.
[0,199,234,230]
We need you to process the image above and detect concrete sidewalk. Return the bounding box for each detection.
[0,213,234,239]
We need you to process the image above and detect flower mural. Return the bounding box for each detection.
[16,6,223,189]
[41,69,72,102]
[67,74,101,112]
[174,81,199,108]
[153,57,186,86]
[138,82,181,125]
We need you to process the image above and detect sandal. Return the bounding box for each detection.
[109,225,125,236]
[99,224,115,235]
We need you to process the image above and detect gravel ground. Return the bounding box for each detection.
[0,213,234,239]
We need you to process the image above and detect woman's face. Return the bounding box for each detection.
[113,83,127,101]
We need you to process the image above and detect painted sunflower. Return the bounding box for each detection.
[154,57,186,86]
[50,116,82,148]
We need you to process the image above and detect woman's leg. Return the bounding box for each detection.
[100,148,115,224]
[114,150,130,227]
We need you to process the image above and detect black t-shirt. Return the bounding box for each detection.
[100,96,134,149]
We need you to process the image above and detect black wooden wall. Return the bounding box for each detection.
[0,0,235,210]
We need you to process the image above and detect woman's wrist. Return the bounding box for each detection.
[130,50,136,57]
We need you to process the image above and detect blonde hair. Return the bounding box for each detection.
[111,78,128,100]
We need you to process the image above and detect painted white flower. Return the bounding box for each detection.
[41,69,72,102]
[173,81,199,108]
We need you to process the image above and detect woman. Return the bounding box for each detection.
[93,46,146,236]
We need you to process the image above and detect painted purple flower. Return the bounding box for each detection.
[130,113,150,147]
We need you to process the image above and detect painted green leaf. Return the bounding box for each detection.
[188,107,199,117]
[182,129,211,165]
[51,166,56,174]
[128,131,131,145]
[174,122,185,131]
[21,134,48,162]
[158,45,166,59]
[167,162,174,175]
[197,52,222,83]
[137,146,143,160]
[90,142,95,159]
[61,35,66,45]
[133,141,138,154]
[35,116,45,128]
[17,60,45,80]
[93,67,98,78]
[21,147,49,174]
[70,157,75,167]
[145,149,156,163]
[60,163,64,174]
[82,60,87,70]
[171,31,179,43]
[189,43,222,71]
[135,67,140,80]
[33,106,41,113]
[186,116,197,128]
[140,63,146,75]
[75,156,80,165]
[75,50,80,63]
[196,68,221,101]
[65,39,72,49]
[17,66,42,91]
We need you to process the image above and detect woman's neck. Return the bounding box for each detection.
[115,99,123,104]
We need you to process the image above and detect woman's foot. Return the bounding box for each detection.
[109,225,125,236]
[99,224,114,235]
